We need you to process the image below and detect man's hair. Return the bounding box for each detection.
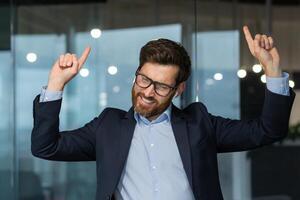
[138,38,191,84]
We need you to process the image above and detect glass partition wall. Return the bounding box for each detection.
[2,0,299,199]
[13,2,197,200]
[0,2,15,200]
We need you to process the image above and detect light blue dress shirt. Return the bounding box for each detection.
[39,73,290,200]
[114,106,195,200]
[266,72,290,95]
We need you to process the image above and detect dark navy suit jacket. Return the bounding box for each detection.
[31,89,295,200]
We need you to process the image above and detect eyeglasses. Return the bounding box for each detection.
[135,72,177,97]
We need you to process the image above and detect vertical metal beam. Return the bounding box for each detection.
[193,0,199,104]
[266,0,272,34]
[232,0,239,30]
[213,0,220,29]
[0,6,11,50]
[154,0,160,25]
[65,26,76,127]
[10,0,18,199]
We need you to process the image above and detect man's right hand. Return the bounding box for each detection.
[47,47,91,91]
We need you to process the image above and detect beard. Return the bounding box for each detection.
[131,85,174,120]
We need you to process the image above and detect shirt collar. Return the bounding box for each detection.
[134,104,172,125]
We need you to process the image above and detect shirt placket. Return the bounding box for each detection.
[147,123,160,199]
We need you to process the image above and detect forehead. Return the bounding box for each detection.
[139,62,179,84]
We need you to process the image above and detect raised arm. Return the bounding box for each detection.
[31,47,102,161]
[211,26,295,152]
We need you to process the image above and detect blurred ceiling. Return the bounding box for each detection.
[0,0,299,6]
[224,0,300,5]
[0,0,106,6]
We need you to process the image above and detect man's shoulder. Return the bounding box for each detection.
[173,102,210,121]
[99,107,132,120]
[102,107,128,115]
[183,102,208,113]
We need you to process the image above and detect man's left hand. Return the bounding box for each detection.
[243,26,282,77]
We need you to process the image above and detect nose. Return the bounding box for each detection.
[143,83,156,97]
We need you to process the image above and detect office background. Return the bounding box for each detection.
[0,0,300,199]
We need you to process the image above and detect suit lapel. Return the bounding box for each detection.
[118,107,136,173]
[171,104,193,189]
[116,105,193,190]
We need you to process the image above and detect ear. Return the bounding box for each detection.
[175,82,186,97]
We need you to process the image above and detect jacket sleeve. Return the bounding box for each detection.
[31,95,107,161]
[207,88,295,153]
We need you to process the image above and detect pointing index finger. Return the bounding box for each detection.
[243,25,254,54]
[78,47,91,68]
[243,26,253,42]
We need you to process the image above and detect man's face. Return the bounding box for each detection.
[132,62,179,121]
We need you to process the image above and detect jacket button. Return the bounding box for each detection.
[106,195,111,200]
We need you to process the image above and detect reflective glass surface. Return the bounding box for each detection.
[1,0,299,200]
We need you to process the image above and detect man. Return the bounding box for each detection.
[31,26,295,200]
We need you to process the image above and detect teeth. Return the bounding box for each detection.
[141,96,153,104]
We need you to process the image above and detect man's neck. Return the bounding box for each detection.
[144,104,172,122]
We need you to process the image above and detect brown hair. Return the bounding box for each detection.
[138,38,191,84]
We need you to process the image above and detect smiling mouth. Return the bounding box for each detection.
[139,96,155,105]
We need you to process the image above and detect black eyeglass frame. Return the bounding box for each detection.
[134,71,178,97]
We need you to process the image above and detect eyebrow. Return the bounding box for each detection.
[139,72,176,88]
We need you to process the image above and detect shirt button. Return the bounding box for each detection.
[154,188,159,192]
[150,143,154,147]
[152,165,156,170]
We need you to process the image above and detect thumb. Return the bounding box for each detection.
[270,47,280,67]
[78,47,91,68]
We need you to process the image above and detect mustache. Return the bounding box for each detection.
[137,93,157,102]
